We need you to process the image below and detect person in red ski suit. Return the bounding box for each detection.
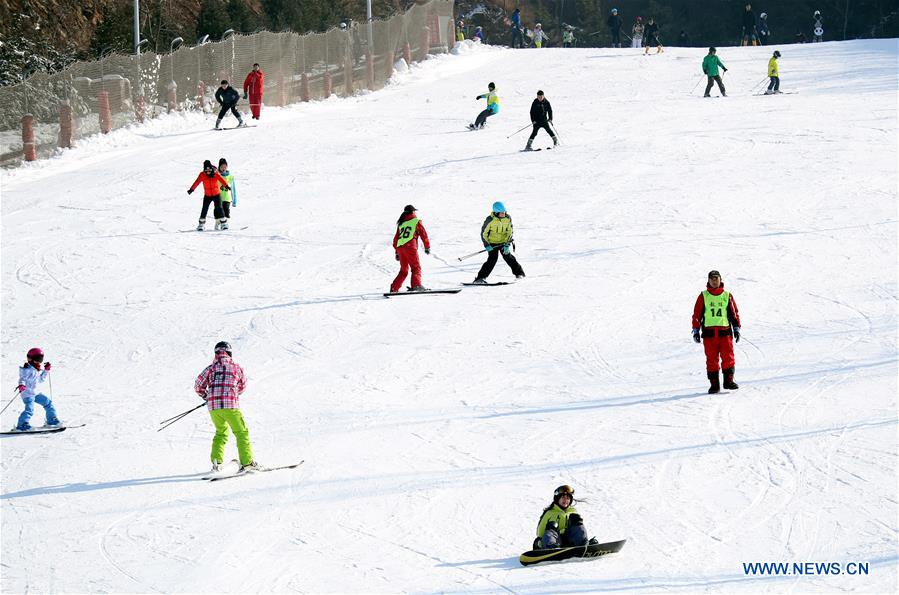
[243,63,265,120]
[390,205,431,293]
[692,270,742,393]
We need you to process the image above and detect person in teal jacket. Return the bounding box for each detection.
[702,47,728,97]
[469,82,499,130]
[533,485,594,549]
[217,158,237,230]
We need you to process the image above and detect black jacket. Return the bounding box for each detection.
[742,9,756,31]
[644,22,659,40]
[530,98,553,124]
[215,86,240,106]
[607,15,622,31]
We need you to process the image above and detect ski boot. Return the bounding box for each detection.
[16,422,32,432]
[707,371,721,394]
[409,285,429,292]
[220,219,229,231]
[471,278,488,285]
[515,273,526,279]
[196,218,206,231]
[722,367,739,390]
[211,461,221,472]
[46,417,61,426]
[764,89,774,95]
[523,140,533,151]
[552,136,559,147]
[237,120,247,128]
[239,461,260,473]
[214,219,222,230]
[214,118,222,130]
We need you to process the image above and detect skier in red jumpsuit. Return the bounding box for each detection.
[242,63,265,120]
[390,205,431,293]
[692,270,742,393]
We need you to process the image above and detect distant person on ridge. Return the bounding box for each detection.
[765,50,782,94]
[511,9,523,48]
[390,205,431,293]
[562,26,575,48]
[242,63,264,120]
[525,90,557,151]
[214,80,245,130]
[741,4,759,46]
[643,17,663,54]
[469,82,499,130]
[471,201,525,284]
[702,47,728,97]
[812,11,824,42]
[757,12,770,45]
[532,23,547,48]
[631,16,644,48]
[607,8,623,48]
[692,270,742,394]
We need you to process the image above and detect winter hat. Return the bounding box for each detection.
[488,82,495,90]
[760,12,767,18]
[220,80,229,85]
[203,159,214,170]
[773,50,781,58]
[214,341,232,356]
[537,90,544,96]
[492,201,507,213]
[636,16,642,22]
[403,204,417,214]
[708,270,721,279]
[611,8,618,14]
[709,47,717,53]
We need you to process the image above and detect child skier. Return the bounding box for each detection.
[217,158,237,230]
[390,205,431,293]
[15,347,60,431]
[702,47,728,97]
[692,270,742,393]
[469,82,499,130]
[214,80,245,130]
[525,90,557,151]
[765,50,781,94]
[533,485,594,549]
[188,160,231,231]
[195,341,257,472]
[532,23,547,48]
[472,201,525,283]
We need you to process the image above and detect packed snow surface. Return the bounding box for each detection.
[2,40,897,593]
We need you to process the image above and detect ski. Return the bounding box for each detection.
[462,281,515,286]
[519,539,626,566]
[202,459,240,480]
[383,289,462,297]
[1,423,85,436]
[208,460,304,482]
[214,125,257,131]
[521,147,553,152]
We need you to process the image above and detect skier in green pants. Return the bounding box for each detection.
[194,341,258,472]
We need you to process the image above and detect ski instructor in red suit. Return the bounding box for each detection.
[692,270,742,394]
[243,63,264,120]
[390,205,431,293]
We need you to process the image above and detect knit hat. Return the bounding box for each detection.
[203,160,214,170]
[708,270,721,279]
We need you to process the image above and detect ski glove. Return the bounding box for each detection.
[501,244,511,255]
[16,385,25,393]
[424,248,431,255]
[187,188,194,195]
[692,328,701,343]
[44,362,51,371]
[395,253,400,261]
[485,245,494,252]
[243,92,248,100]
[733,327,741,343]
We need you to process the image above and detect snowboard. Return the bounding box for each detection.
[1,423,85,435]
[207,460,304,482]
[519,539,626,566]
[462,281,515,286]
[383,289,462,297]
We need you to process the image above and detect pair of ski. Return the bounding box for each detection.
[1,423,85,435]
[201,459,304,482]
[178,226,249,233]
[522,147,554,152]
[383,281,514,297]
[214,124,257,131]
[519,538,626,566]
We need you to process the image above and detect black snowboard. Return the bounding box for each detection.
[519,539,626,566]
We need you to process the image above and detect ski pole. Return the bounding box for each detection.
[158,402,206,431]
[690,75,705,95]
[506,123,531,139]
[457,249,487,261]
[0,388,20,416]
[549,122,561,143]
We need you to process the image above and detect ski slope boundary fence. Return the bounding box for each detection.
[0,0,454,168]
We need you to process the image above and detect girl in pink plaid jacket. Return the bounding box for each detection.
[194,341,257,471]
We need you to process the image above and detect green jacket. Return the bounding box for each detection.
[536,504,579,537]
[219,170,237,204]
[702,54,726,77]
[481,213,513,246]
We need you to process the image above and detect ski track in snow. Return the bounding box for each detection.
[2,40,898,593]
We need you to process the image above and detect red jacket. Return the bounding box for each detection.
[243,70,265,97]
[692,283,741,329]
[190,170,230,197]
[392,213,430,251]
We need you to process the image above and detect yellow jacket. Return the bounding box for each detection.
[536,504,579,536]
[481,213,513,245]
[768,57,779,77]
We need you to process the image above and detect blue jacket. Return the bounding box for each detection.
[511,10,521,28]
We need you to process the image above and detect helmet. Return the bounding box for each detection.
[773,50,781,58]
[214,341,232,356]
[554,484,574,499]
[708,270,721,279]
[536,23,542,28]
[814,10,820,16]
[760,12,767,18]
[491,201,506,213]
[488,81,495,90]
[26,347,44,362]
[611,8,618,14]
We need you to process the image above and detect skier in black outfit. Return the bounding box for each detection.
[741,4,759,46]
[525,90,557,151]
[214,80,245,130]
[607,8,623,48]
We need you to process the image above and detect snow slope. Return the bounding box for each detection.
[2,39,897,593]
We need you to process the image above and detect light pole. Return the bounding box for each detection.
[133,0,140,55]
[366,0,373,51]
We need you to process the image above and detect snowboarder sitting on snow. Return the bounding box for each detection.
[470,82,499,130]
[15,347,60,431]
[525,90,557,151]
[217,158,237,230]
[692,270,742,393]
[472,201,525,284]
[214,80,245,130]
[188,160,231,231]
[390,205,431,293]
[702,47,727,97]
[533,485,594,549]
[766,50,781,94]
[195,341,257,472]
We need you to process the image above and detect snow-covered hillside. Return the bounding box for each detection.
[2,39,897,593]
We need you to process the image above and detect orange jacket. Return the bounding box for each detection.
[190,171,230,197]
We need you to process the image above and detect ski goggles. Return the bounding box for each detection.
[28,353,44,363]
[554,485,574,498]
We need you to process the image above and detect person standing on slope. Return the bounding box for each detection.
[643,17,663,54]
[390,205,431,293]
[214,80,245,130]
[607,8,623,48]
[525,90,557,151]
[217,158,237,230]
[741,4,759,46]
[632,16,644,48]
[532,23,547,48]
[534,485,595,549]
[195,341,257,472]
[692,270,742,394]
[812,11,824,42]
[765,50,782,94]
[188,160,231,231]
[757,12,770,45]
[472,201,525,284]
[15,348,60,431]
[242,63,265,121]
[702,47,728,97]
[511,9,523,48]
[469,82,499,130]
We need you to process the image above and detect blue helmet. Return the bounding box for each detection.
[492,201,506,213]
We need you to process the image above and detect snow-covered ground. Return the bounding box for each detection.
[2,39,897,593]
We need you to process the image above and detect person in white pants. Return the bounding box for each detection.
[632,17,644,48]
